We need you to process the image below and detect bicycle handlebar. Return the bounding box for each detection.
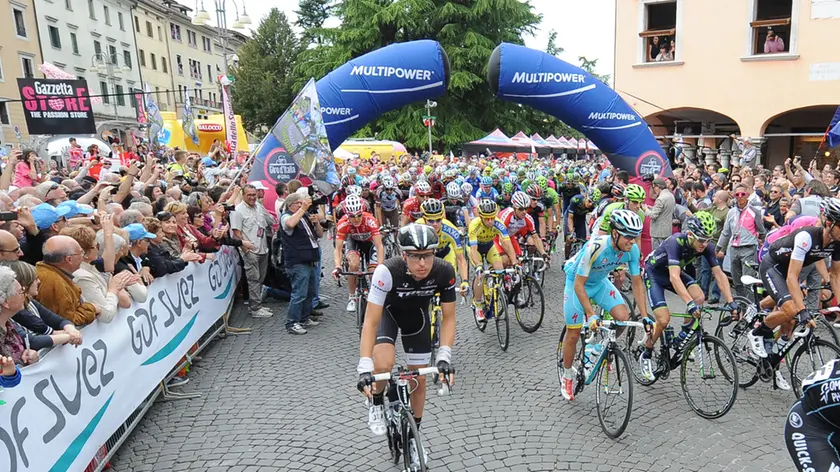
[337,270,375,277]
[477,268,517,276]
[584,319,646,343]
[371,366,453,396]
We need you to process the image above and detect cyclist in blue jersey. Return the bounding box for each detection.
[476,176,500,202]
[560,210,649,401]
[639,212,739,381]
[784,359,840,472]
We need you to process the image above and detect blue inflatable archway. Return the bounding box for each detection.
[488,43,671,177]
[316,40,450,151]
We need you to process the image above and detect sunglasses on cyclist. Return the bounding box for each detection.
[405,252,435,262]
[348,213,363,219]
[425,218,442,224]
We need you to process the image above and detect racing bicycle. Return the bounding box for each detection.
[473,268,516,351]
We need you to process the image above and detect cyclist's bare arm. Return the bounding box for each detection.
[334,238,346,269]
[401,213,412,226]
[711,266,734,303]
[527,233,546,255]
[501,239,518,263]
[375,203,383,225]
[786,258,807,313]
[455,250,468,282]
[372,234,385,265]
[469,245,481,267]
[668,265,693,305]
[830,261,840,305]
[360,302,385,359]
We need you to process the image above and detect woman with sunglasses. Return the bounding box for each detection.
[144,217,201,277]
[639,212,738,381]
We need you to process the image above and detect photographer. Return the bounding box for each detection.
[13,150,41,188]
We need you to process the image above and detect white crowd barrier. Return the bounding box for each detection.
[0,246,241,472]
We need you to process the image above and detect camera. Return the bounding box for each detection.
[642,173,655,182]
[222,203,235,212]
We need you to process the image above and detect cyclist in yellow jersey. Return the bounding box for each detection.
[468,199,518,323]
[418,199,469,294]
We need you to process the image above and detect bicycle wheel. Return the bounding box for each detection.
[402,413,427,472]
[680,334,738,419]
[513,275,544,333]
[789,338,840,395]
[429,305,442,384]
[595,346,634,438]
[356,296,367,338]
[495,290,510,351]
[714,309,761,389]
[816,316,840,347]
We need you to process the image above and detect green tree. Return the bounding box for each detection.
[545,29,563,57]
[295,0,333,45]
[294,0,542,151]
[578,55,611,85]
[231,9,299,133]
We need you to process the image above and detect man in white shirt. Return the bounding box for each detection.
[231,184,275,318]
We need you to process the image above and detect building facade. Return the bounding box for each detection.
[0,0,43,144]
[33,0,143,127]
[614,0,840,168]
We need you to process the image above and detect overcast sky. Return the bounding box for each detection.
[186,0,615,77]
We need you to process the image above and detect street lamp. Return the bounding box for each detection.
[425,99,437,155]
[91,52,129,119]
[191,0,250,77]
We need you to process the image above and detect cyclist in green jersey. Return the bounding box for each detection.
[593,184,647,239]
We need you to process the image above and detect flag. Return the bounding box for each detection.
[182,88,199,145]
[531,143,536,159]
[449,150,454,160]
[144,82,164,146]
[827,106,840,149]
[220,76,237,153]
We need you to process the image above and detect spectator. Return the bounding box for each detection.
[35,181,68,205]
[61,221,134,322]
[716,184,767,300]
[35,235,98,325]
[3,260,82,350]
[645,178,676,249]
[648,36,661,62]
[687,181,711,211]
[0,265,40,367]
[144,217,200,277]
[23,203,72,265]
[787,179,829,220]
[165,202,219,255]
[764,185,785,229]
[156,211,182,256]
[731,135,758,170]
[655,44,673,62]
[700,191,731,302]
[13,150,40,188]
[122,224,157,287]
[279,192,323,334]
[231,185,273,318]
[274,182,288,216]
[764,27,785,53]
[0,230,23,261]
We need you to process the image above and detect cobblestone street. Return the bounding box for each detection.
[112,244,795,471]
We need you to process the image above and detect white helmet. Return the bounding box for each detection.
[446,182,462,199]
[381,176,396,189]
[414,181,432,196]
[344,195,364,215]
[511,191,531,209]
[346,185,362,196]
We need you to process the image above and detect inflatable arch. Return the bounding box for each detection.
[316,40,451,151]
[487,43,672,177]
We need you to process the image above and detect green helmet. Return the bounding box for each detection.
[587,187,602,202]
[536,175,548,191]
[503,182,513,194]
[624,184,647,203]
[687,211,717,239]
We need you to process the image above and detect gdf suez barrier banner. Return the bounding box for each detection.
[17,78,96,136]
[0,247,241,472]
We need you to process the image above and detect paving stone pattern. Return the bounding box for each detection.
[111,242,796,471]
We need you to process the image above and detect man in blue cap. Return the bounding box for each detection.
[123,223,156,285]
[23,203,72,265]
[57,200,94,221]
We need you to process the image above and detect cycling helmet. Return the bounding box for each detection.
[398,224,439,251]
[480,176,493,186]
[536,176,549,191]
[461,182,473,195]
[686,212,716,240]
[509,174,519,185]
[359,177,370,189]
[477,199,498,218]
[624,184,646,203]
[346,185,362,196]
[414,181,432,196]
[610,209,643,238]
[421,198,445,219]
[423,165,433,175]
[468,166,477,175]
[341,175,355,187]
[822,198,840,223]
[526,184,543,199]
[526,171,537,182]
[344,195,364,216]
[382,176,396,189]
[347,167,357,175]
[446,182,462,199]
[503,182,514,194]
[611,182,626,198]
[587,188,602,202]
[511,191,531,210]
[398,172,411,184]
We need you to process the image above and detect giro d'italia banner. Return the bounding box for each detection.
[248,78,340,215]
[17,78,96,135]
[0,247,240,472]
[488,43,672,177]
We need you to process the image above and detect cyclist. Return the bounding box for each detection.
[592,184,647,241]
[374,176,401,227]
[357,224,456,466]
[416,199,470,294]
[559,209,649,401]
[476,176,500,202]
[565,188,599,259]
[639,212,739,381]
[497,192,547,266]
[748,198,840,365]
[401,181,433,225]
[468,199,518,324]
[443,182,470,228]
[784,359,840,472]
[332,195,385,312]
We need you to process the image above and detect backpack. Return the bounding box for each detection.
[757,215,819,263]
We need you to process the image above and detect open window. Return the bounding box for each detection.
[640,1,677,63]
[751,0,792,55]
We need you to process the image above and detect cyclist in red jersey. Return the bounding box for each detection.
[401,181,433,226]
[496,191,547,266]
[332,195,385,312]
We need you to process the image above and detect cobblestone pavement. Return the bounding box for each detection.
[112,242,799,472]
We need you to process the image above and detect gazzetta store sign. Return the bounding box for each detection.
[17,78,96,135]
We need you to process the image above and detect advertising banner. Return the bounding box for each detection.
[315,40,450,151]
[220,78,237,153]
[16,79,96,135]
[182,89,199,145]
[248,79,340,215]
[0,248,241,472]
[133,88,148,126]
[488,43,672,177]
